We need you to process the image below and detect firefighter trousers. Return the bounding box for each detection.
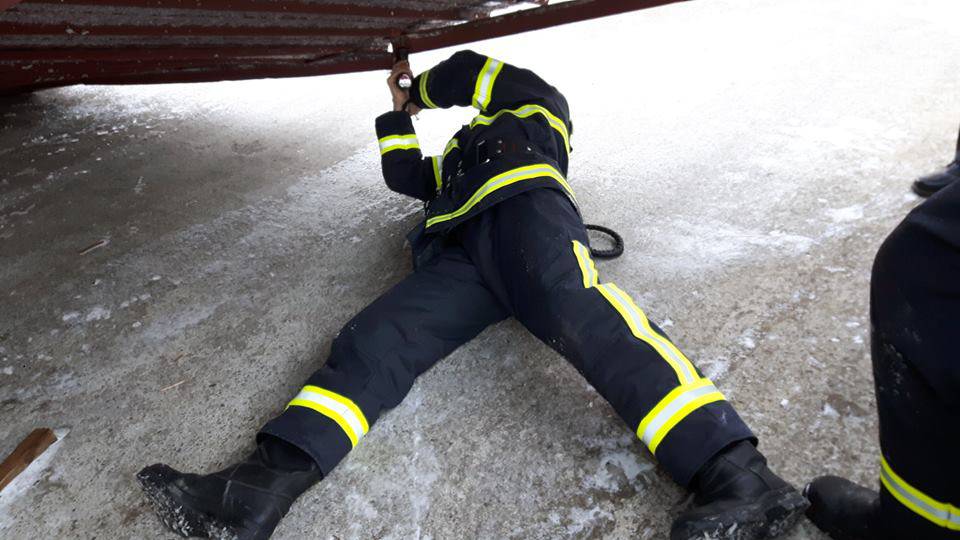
[260,188,754,486]
[871,179,960,538]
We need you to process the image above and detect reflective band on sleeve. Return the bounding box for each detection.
[431,156,442,192]
[419,69,439,109]
[880,456,960,531]
[287,385,369,447]
[472,57,504,111]
[636,379,725,454]
[425,163,575,229]
[378,134,420,155]
[571,241,699,385]
[471,104,571,153]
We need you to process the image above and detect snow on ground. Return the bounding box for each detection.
[1,0,959,538]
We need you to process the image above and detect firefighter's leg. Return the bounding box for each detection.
[138,245,507,540]
[459,189,806,540]
[807,180,960,539]
[872,178,960,538]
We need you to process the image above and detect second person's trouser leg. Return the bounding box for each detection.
[459,189,754,487]
[260,245,508,475]
[870,179,960,538]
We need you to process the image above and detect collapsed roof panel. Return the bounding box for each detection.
[0,0,686,95]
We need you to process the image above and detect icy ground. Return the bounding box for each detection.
[1,0,959,538]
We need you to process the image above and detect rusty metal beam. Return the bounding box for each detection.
[0,0,24,11]
[0,21,403,38]
[406,0,690,52]
[0,45,368,62]
[19,0,470,20]
[1,51,393,94]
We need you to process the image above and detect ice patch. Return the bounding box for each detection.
[565,506,614,536]
[584,448,653,493]
[61,311,80,322]
[649,220,814,273]
[1,366,12,375]
[822,403,840,418]
[826,205,864,222]
[84,306,111,322]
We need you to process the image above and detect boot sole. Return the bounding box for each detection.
[136,464,240,540]
[673,486,810,540]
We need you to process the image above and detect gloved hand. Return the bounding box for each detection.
[387,60,421,115]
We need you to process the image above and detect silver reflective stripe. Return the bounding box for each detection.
[472,164,554,199]
[881,460,960,529]
[294,388,366,443]
[601,284,699,383]
[473,58,502,109]
[576,242,597,287]
[378,135,419,155]
[639,382,719,445]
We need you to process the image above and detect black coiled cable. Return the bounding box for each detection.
[584,224,624,259]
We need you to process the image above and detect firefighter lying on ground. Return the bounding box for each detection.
[137,51,809,540]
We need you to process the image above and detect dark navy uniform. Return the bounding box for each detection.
[869,179,960,538]
[259,50,755,488]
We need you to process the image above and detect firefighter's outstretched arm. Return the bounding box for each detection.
[374,60,440,202]
[408,50,570,125]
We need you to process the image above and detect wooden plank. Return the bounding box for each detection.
[0,428,58,493]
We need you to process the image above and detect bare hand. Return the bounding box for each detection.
[388,60,421,115]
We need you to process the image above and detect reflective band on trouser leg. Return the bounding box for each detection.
[571,241,699,385]
[637,379,725,454]
[419,69,439,109]
[472,57,504,111]
[287,385,370,447]
[378,134,420,155]
[425,163,576,229]
[431,156,442,192]
[571,240,724,455]
[880,456,960,531]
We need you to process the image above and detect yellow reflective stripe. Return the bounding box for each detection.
[650,390,725,454]
[443,138,459,160]
[378,133,420,155]
[419,69,439,109]
[880,456,960,530]
[472,57,504,110]
[425,163,576,229]
[572,241,699,385]
[431,156,442,192]
[610,283,698,382]
[286,385,369,447]
[471,104,571,153]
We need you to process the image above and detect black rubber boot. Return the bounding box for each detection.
[137,436,322,540]
[804,476,883,540]
[912,155,960,197]
[670,441,809,540]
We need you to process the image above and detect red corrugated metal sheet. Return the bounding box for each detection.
[0,0,686,95]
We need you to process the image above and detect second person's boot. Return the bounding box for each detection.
[912,151,960,197]
[804,475,883,540]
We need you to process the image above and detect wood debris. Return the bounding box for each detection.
[0,428,58,493]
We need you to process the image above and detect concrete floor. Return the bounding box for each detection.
[1,0,958,538]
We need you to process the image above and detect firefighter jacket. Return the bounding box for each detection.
[374,50,577,248]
